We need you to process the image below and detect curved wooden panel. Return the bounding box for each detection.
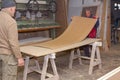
[33,16,97,49]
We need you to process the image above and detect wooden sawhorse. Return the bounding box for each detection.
[69,42,102,75]
[21,38,102,79]
[23,53,59,80]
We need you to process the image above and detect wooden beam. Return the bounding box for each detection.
[100,0,111,51]
[55,0,68,37]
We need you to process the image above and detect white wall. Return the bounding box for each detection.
[68,0,82,23]
[67,0,101,24]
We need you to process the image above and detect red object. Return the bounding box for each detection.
[88,28,96,38]
[88,16,98,38]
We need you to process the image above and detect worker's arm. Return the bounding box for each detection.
[8,22,24,66]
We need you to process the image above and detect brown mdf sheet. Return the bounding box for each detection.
[20,38,101,57]
[33,16,97,49]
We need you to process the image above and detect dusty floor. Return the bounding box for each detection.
[16,43,120,80]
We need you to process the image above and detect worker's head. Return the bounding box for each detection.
[1,0,16,17]
[85,9,91,18]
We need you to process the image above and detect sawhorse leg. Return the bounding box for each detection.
[41,54,59,80]
[23,54,59,80]
[23,56,41,80]
[89,42,102,75]
[23,56,30,80]
[69,48,83,69]
[68,42,102,75]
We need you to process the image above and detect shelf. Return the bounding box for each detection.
[16,0,47,4]
[16,3,48,11]
[17,20,58,25]
[17,19,60,33]
[0,1,48,10]
[17,8,48,11]
[18,26,61,33]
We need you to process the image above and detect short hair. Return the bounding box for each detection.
[85,8,91,12]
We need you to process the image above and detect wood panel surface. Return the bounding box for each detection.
[33,17,97,49]
[20,38,100,57]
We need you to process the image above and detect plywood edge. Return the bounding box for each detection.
[97,66,120,80]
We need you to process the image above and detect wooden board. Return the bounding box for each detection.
[108,71,120,80]
[20,38,101,57]
[100,0,111,50]
[97,66,120,80]
[32,16,97,49]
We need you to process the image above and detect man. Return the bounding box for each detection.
[0,0,24,80]
[83,9,99,57]
[85,9,99,31]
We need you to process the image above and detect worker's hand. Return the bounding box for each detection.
[18,58,24,66]
[93,16,99,19]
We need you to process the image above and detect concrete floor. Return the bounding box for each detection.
[17,43,120,80]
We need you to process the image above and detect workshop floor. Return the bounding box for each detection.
[17,43,120,80]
